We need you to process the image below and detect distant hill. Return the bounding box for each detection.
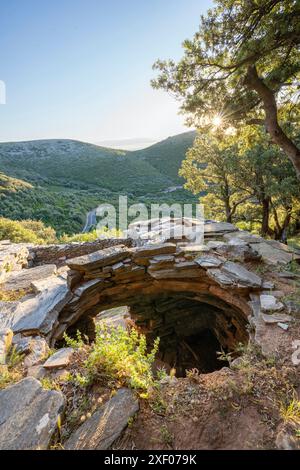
[0,132,196,235]
[131,131,196,183]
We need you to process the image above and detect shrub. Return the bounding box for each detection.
[70,323,159,392]
[0,217,57,244]
[59,227,123,243]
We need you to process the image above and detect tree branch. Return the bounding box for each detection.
[244,65,300,179]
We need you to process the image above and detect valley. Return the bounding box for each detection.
[0,131,197,236]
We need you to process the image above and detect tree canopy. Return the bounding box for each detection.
[179,127,300,241]
[152,0,300,178]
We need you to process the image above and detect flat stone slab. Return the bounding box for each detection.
[43,347,74,369]
[260,295,284,312]
[67,245,129,272]
[250,241,299,265]
[1,264,57,292]
[23,337,49,368]
[11,275,71,335]
[179,244,209,254]
[262,313,293,324]
[132,243,176,259]
[64,388,139,450]
[204,222,237,234]
[208,262,262,288]
[0,302,20,331]
[195,256,223,268]
[221,261,262,288]
[0,244,29,283]
[207,269,235,286]
[0,377,65,450]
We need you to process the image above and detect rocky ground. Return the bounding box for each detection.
[0,220,300,450]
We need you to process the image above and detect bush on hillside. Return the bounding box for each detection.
[59,227,123,243]
[0,217,57,244]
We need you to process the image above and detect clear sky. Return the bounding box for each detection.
[0,0,213,146]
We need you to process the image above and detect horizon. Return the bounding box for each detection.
[0,128,196,151]
[0,0,212,145]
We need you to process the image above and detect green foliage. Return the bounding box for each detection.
[216,348,233,365]
[0,172,32,193]
[63,330,85,349]
[179,132,246,223]
[40,377,61,392]
[59,227,123,243]
[0,217,57,244]
[6,345,24,368]
[288,235,300,250]
[75,323,160,392]
[179,127,300,238]
[153,0,300,186]
[280,398,300,424]
[0,367,22,390]
[0,135,197,237]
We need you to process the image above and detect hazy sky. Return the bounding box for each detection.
[0,0,213,146]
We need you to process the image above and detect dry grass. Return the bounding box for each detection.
[0,286,34,301]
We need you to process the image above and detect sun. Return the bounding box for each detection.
[212,114,223,128]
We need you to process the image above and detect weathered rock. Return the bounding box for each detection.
[12,334,33,354]
[261,280,275,290]
[1,264,57,292]
[215,241,261,262]
[178,244,209,255]
[115,265,146,282]
[195,256,223,268]
[11,275,71,335]
[29,238,133,267]
[148,261,200,279]
[207,262,262,289]
[250,241,299,265]
[204,221,237,236]
[260,295,284,312]
[0,377,65,450]
[43,347,74,369]
[132,243,176,259]
[96,306,129,329]
[284,300,300,318]
[67,269,84,289]
[149,255,175,270]
[127,217,203,244]
[0,302,19,331]
[277,322,289,331]
[64,388,139,450]
[24,337,49,368]
[27,365,47,380]
[261,313,292,324]
[0,328,13,364]
[0,243,29,283]
[276,427,300,450]
[67,245,130,272]
[207,269,237,286]
[221,262,262,288]
[73,278,106,297]
[223,231,263,244]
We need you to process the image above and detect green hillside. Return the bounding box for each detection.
[0,132,196,235]
[131,131,196,183]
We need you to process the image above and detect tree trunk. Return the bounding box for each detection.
[245,65,300,179]
[261,197,271,237]
[224,181,232,223]
[225,205,232,223]
[272,206,292,244]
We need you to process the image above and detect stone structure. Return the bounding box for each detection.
[0,220,300,449]
[0,221,299,367]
